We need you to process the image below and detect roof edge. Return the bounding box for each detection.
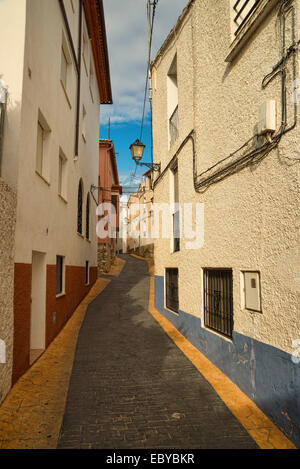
[151,0,195,69]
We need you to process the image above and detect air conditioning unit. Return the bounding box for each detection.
[258,100,276,135]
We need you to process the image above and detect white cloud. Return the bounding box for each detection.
[102,0,188,125]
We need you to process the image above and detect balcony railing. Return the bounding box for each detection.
[233,0,261,36]
[169,105,178,147]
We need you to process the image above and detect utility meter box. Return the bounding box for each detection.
[243,271,261,312]
[258,100,276,134]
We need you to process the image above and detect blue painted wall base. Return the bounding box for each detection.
[155,275,300,447]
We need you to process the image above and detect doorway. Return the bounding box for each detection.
[30,251,46,365]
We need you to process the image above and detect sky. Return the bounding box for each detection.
[100,0,188,190]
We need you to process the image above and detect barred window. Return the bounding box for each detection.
[203,269,233,338]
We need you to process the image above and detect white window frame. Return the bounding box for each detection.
[36,110,51,184]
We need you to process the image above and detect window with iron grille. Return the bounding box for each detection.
[166,268,179,313]
[233,0,261,36]
[203,269,233,338]
[77,180,83,234]
[56,255,64,295]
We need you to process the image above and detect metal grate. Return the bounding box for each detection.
[233,0,261,36]
[169,105,179,147]
[203,269,233,338]
[166,268,179,313]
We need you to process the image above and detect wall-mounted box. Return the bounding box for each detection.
[258,100,276,134]
[243,271,262,312]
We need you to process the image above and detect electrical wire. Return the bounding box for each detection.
[140,0,158,142]
[153,0,299,192]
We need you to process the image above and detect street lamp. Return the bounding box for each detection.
[129,138,161,172]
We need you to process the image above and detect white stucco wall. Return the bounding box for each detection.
[0,0,100,270]
[152,0,300,355]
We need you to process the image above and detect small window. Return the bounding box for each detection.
[85,261,89,285]
[243,271,261,312]
[60,47,68,89]
[56,255,64,295]
[77,179,83,234]
[167,54,178,147]
[203,269,233,338]
[166,268,179,313]
[82,28,89,75]
[60,33,72,107]
[58,148,67,199]
[36,111,51,181]
[232,0,261,37]
[82,105,87,142]
[89,60,94,101]
[36,121,44,175]
[171,164,180,252]
[86,193,90,239]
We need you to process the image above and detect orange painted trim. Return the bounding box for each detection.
[13,263,97,385]
[138,256,296,450]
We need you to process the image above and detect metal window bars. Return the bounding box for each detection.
[203,269,233,338]
[233,0,261,36]
[173,210,180,252]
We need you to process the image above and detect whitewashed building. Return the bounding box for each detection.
[151,0,300,447]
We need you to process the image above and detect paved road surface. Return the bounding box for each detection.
[57,255,258,449]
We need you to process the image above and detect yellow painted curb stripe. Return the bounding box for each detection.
[144,259,295,450]
[0,277,111,449]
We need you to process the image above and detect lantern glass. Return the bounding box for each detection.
[130,139,145,162]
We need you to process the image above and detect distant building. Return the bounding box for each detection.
[126,170,154,258]
[151,0,300,447]
[97,139,122,273]
[0,0,112,395]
